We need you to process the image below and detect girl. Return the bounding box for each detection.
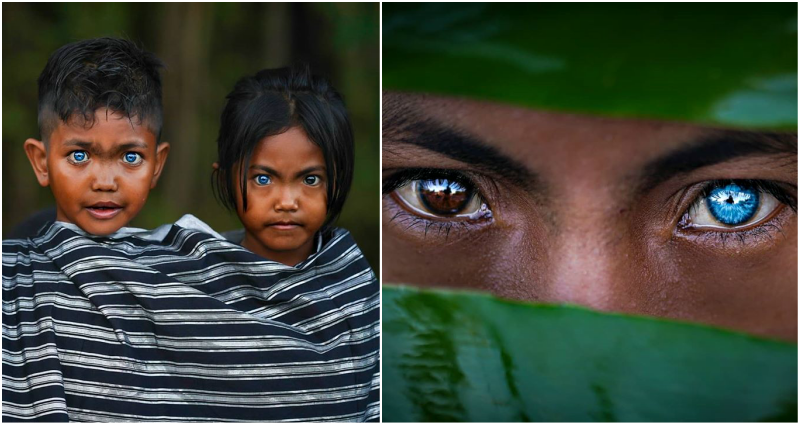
[213,66,354,267]
[210,66,380,420]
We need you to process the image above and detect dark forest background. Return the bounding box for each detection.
[2,3,379,271]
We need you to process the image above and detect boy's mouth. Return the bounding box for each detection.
[86,202,123,220]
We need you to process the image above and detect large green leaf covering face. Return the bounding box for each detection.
[382,285,798,422]
[383,3,798,129]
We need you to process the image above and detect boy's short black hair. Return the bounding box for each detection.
[37,37,164,142]
[212,66,355,231]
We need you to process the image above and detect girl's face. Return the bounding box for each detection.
[235,127,328,266]
[382,92,798,341]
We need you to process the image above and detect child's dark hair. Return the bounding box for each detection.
[212,66,355,231]
[37,37,164,142]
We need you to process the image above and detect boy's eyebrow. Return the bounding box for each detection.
[638,130,798,192]
[116,141,149,151]
[61,139,149,153]
[383,116,540,192]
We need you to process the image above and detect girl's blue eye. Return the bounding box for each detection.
[705,184,759,225]
[255,175,271,186]
[123,152,142,165]
[304,175,321,186]
[71,151,88,163]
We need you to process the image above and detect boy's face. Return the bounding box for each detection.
[383,91,798,341]
[24,108,169,236]
[234,127,328,266]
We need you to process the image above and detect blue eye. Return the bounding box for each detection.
[255,175,271,186]
[123,152,142,165]
[304,175,321,186]
[71,151,88,163]
[705,183,759,225]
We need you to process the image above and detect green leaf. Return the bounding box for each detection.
[383,285,797,422]
[382,3,798,129]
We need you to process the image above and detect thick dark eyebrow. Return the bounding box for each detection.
[250,164,280,177]
[117,141,149,152]
[61,139,148,155]
[639,130,798,192]
[384,115,537,191]
[248,165,326,179]
[295,166,325,178]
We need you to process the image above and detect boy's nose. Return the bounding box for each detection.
[91,168,119,192]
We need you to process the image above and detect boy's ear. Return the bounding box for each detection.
[212,162,219,170]
[150,142,170,188]
[23,138,50,187]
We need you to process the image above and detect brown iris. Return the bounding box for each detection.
[417,179,473,215]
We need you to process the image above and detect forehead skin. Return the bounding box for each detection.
[383,91,798,341]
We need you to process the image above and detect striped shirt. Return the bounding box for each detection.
[3,215,379,422]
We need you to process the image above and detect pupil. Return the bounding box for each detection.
[417,179,472,215]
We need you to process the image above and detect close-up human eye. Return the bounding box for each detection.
[122,152,143,165]
[680,179,796,232]
[254,174,271,186]
[303,175,321,186]
[384,168,493,224]
[69,150,89,164]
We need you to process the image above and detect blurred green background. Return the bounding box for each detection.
[2,3,379,271]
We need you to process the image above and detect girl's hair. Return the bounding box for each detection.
[212,66,355,231]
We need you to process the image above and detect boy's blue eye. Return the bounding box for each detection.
[705,183,759,225]
[123,152,143,165]
[255,175,271,186]
[304,175,321,186]
[71,151,88,163]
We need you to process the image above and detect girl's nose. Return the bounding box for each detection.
[274,186,299,212]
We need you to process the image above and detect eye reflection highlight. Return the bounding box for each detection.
[392,173,491,220]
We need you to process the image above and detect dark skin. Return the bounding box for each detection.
[24,108,169,236]
[383,91,797,341]
[220,127,328,267]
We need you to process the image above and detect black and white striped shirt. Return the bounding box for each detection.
[3,216,379,421]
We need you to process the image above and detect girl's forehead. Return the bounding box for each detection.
[250,127,325,164]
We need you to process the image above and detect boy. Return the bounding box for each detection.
[22,37,170,236]
[4,38,379,422]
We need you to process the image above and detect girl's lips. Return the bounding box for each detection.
[86,206,123,220]
[268,222,302,231]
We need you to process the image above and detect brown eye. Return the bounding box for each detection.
[417,179,472,215]
[393,177,486,219]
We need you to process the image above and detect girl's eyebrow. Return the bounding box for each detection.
[295,166,325,178]
[250,164,279,176]
[384,115,540,192]
[638,130,797,193]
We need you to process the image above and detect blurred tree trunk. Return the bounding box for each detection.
[158,3,212,216]
[263,3,291,68]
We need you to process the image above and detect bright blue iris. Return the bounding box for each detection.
[706,184,759,225]
[255,175,271,185]
[124,152,139,163]
[72,151,87,162]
